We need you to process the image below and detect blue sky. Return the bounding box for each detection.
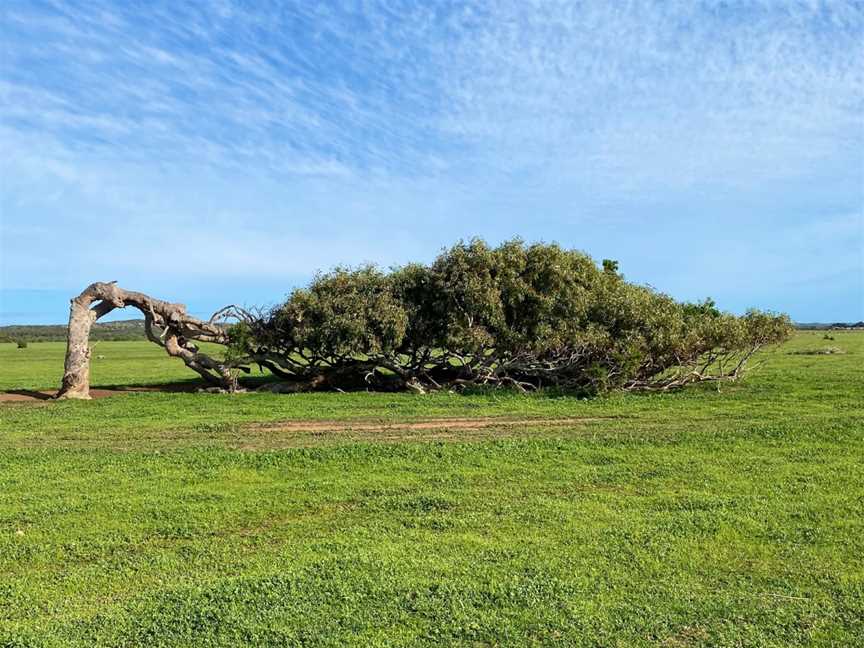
[1,0,862,324]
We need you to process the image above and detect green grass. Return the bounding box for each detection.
[1,332,862,646]
[0,340,227,392]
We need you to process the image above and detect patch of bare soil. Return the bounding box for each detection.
[248,416,605,435]
[224,416,616,450]
[0,383,200,403]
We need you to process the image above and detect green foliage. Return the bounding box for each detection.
[435,239,599,355]
[285,266,408,359]
[253,239,792,393]
[224,321,255,365]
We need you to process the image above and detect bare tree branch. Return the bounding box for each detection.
[57,282,239,399]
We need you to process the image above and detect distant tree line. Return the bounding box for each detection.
[794,322,864,330]
[1,320,147,344]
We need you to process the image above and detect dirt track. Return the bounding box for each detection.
[248,417,604,434]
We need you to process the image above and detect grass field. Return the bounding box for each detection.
[1,332,862,646]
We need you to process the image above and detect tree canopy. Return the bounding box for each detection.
[230,239,792,394]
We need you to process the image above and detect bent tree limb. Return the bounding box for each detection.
[57,282,240,399]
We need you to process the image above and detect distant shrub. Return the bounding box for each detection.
[789,347,844,356]
[16,340,28,349]
[232,239,793,394]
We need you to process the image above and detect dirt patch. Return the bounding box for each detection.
[0,382,200,403]
[248,416,605,435]
[223,416,615,450]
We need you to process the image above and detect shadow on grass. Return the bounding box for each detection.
[2,389,54,401]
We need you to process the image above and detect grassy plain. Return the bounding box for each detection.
[0,332,862,646]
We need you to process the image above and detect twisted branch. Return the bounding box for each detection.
[57,282,242,399]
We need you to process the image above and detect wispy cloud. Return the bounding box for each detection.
[1,0,862,321]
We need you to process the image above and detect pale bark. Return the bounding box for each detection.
[57,282,238,399]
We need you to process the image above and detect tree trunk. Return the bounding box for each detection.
[57,288,107,398]
[57,282,240,399]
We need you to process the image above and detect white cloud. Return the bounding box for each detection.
[1,0,862,320]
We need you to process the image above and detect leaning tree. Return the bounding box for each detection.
[58,240,793,398]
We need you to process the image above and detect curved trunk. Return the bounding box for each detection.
[57,289,110,399]
[57,282,241,399]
